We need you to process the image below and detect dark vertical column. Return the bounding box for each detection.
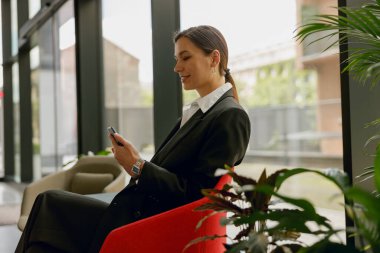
[17,0,34,182]
[340,0,380,246]
[74,0,105,154]
[1,0,15,181]
[338,0,354,246]
[344,1,380,189]
[151,0,182,148]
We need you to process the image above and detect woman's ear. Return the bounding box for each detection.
[210,50,221,67]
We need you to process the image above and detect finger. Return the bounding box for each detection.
[113,133,129,147]
[109,133,118,147]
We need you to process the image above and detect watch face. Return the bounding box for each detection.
[132,165,140,175]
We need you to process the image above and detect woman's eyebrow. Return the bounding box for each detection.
[174,50,190,58]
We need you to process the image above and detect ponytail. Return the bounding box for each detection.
[224,69,239,102]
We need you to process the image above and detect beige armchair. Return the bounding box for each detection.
[18,155,126,231]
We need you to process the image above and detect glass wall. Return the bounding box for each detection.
[12,62,20,181]
[102,0,154,158]
[10,0,18,56]
[180,0,344,244]
[28,0,41,18]
[0,1,3,178]
[30,46,41,176]
[30,0,77,178]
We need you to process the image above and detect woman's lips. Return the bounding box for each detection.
[181,75,190,82]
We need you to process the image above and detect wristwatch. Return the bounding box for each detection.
[131,158,144,177]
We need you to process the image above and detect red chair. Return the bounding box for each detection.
[99,174,231,253]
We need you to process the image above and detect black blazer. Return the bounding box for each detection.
[90,89,250,251]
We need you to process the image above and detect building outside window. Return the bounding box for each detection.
[102,0,154,159]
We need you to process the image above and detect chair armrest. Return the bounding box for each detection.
[99,197,226,253]
[18,170,70,231]
[103,171,128,193]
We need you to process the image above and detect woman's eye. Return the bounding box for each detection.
[183,56,191,61]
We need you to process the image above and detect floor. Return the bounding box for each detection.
[0,162,347,252]
[0,182,24,253]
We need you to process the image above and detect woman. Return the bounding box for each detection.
[16,25,251,253]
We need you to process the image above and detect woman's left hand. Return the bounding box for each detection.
[109,133,143,177]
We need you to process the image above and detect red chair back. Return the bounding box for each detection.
[99,173,232,253]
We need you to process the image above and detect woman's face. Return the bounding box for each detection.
[174,37,216,96]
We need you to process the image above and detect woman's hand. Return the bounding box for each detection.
[109,133,144,177]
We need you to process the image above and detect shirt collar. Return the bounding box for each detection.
[190,82,232,113]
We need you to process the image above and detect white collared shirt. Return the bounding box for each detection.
[180,82,233,128]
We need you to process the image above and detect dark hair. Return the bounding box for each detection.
[174,25,239,101]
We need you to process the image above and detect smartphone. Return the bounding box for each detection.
[107,126,124,146]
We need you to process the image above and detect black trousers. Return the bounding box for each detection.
[15,190,111,253]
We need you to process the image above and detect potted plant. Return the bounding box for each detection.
[188,167,349,252]
[187,147,379,252]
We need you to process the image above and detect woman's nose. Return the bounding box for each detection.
[174,61,182,73]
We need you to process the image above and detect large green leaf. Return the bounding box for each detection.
[201,188,242,202]
[234,225,252,240]
[348,204,380,251]
[345,187,380,222]
[345,187,380,246]
[274,168,349,192]
[224,240,251,253]
[234,208,331,234]
[196,194,243,213]
[266,209,332,234]
[375,144,380,192]
[228,170,258,203]
[183,234,226,253]
[270,244,303,253]
[297,239,360,253]
[254,185,333,229]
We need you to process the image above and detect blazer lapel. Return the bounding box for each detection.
[150,118,181,161]
[151,88,234,163]
[152,109,203,162]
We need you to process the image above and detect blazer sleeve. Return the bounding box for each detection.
[137,107,251,202]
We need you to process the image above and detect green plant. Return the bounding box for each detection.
[356,120,380,191]
[188,167,342,252]
[295,0,380,87]
[189,146,380,252]
[62,149,112,168]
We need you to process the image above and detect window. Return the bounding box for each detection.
[12,62,20,181]
[102,0,154,158]
[30,0,77,178]
[28,0,41,18]
[180,0,344,243]
[0,1,3,178]
[10,0,18,56]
